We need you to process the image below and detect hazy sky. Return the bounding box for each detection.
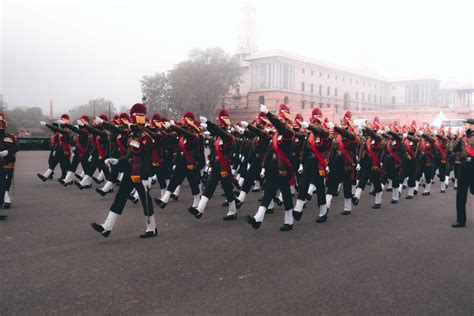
[2,0,473,113]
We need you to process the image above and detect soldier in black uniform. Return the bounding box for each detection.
[91,103,156,238]
[245,103,296,231]
[0,113,18,218]
[452,118,474,228]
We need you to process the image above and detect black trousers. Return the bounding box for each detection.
[203,160,235,202]
[384,156,401,189]
[86,157,110,180]
[241,157,263,193]
[416,156,434,183]
[110,168,154,216]
[326,159,353,199]
[403,157,417,188]
[357,168,383,193]
[69,151,90,174]
[167,155,200,195]
[260,161,293,210]
[48,150,70,179]
[434,160,447,182]
[152,165,167,189]
[0,166,14,205]
[297,157,326,206]
[456,161,474,224]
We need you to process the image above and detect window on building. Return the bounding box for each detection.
[327,74,330,79]
[356,91,359,100]
[356,80,359,85]
[302,82,305,92]
[362,93,365,101]
[319,85,322,96]
[368,94,371,102]
[311,70,314,75]
[284,96,289,104]
[343,77,345,82]
[302,68,305,74]
[310,102,315,108]
[320,72,322,77]
[379,96,382,103]
[301,100,305,109]
[392,96,396,104]
[335,76,338,80]
[327,86,330,96]
[310,83,314,94]
[258,95,265,105]
[335,88,338,97]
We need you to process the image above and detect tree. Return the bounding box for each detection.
[5,107,50,135]
[140,72,174,117]
[68,98,116,121]
[169,47,240,118]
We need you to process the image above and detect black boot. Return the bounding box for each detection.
[140,228,158,238]
[235,199,244,209]
[292,210,303,222]
[341,210,352,215]
[3,203,11,209]
[188,207,203,219]
[372,203,381,209]
[352,197,360,206]
[273,197,283,206]
[0,214,7,220]
[37,173,47,182]
[451,222,466,228]
[245,215,261,229]
[265,208,274,214]
[280,223,293,231]
[90,223,111,238]
[223,214,238,221]
[170,194,179,201]
[154,198,167,209]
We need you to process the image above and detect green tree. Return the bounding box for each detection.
[68,98,116,121]
[140,72,174,117]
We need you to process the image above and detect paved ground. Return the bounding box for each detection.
[1,151,473,315]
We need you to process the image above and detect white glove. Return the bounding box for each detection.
[163,122,171,129]
[259,104,269,114]
[208,167,212,175]
[247,163,251,171]
[237,126,245,135]
[0,150,8,157]
[52,150,56,157]
[76,119,84,127]
[377,129,384,135]
[199,116,208,123]
[327,122,335,129]
[433,130,438,136]
[403,133,408,139]
[203,131,211,137]
[418,130,424,136]
[301,121,309,129]
[356,164,361,172]
[40,121,46,126]
[105,158,118,166]
[95,116,104,124]
[241,156,245,162]
[172,165,176,171]
[384,126,390,133]
[200,123,208,130]
[142,179,151,190]
[260,168,266,178]
[88,155,93,162]
[240,121,249,128]
[298,164,303,174]
[169,120,175,126]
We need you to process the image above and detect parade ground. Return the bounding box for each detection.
[1,151,473,315]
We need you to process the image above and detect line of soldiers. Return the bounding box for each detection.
[36,102,474,236]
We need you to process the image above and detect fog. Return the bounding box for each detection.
[1,0,473,114]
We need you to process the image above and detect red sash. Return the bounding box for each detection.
[272,132,293,172]
[366,137,381,167]
[404,139,417,158]
[434,139,447,161]
[75,133,89,160]
[179,136,195,165]
[96,135,108,159]
[337,135,353,166]
[386,141,402,166]
[464,136,474,157]
[309,133,327,173]
[215,137,231,175]
[421,139,433,157]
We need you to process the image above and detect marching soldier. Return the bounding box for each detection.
[188,109,236,220]
[383,124,404,203]
[433,125,449,193]
[245,103,296,231]
[0,113,18,216]
[451,118,474,228]
[403,121,421,199]
[91,103,157,238]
